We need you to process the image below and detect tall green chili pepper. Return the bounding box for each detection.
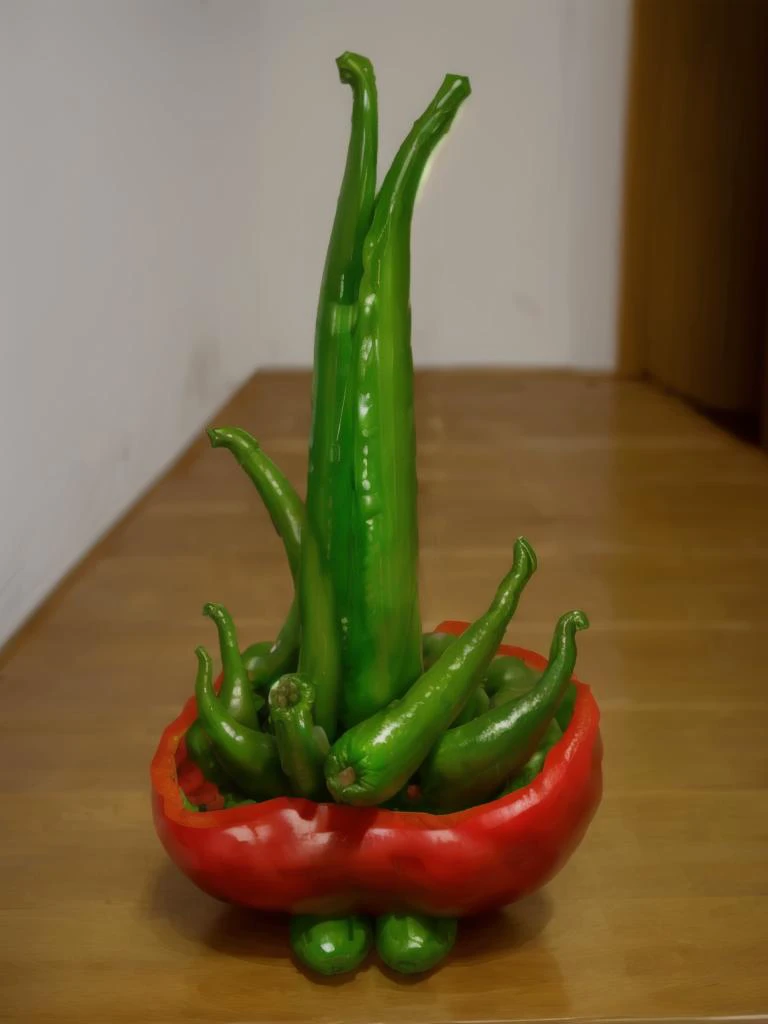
[419,610,589,813]
[343,73,472,728]
[193,647,289,800]
[301,52,378,741]
[268,674,329,801]
[325,537,536,806]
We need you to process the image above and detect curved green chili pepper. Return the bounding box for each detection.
[185,601,264,773]
[242,599,301,688]
[187,428,305,773]
[202,603,263,729]
[376,912,457,975]
[268,674,329,801]
[193,647,288,800]
[500,719,562,796]
[343,73,472,729]
[206,426,304,580]
[419,610,589,813]
[301,52,378,743]
[325,537,536,806]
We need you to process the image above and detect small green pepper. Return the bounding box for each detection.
[203,603,263,729]
[376,913,457,975]
[419,610,589,813]
[290,913,373,976]
[325,538,536,806]
[193,647,289,800]
[268,674,329,801]
[185,602,264,776]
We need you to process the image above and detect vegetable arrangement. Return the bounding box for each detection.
[151,52,603,978]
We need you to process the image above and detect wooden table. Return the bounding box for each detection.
[2,371,767,1022]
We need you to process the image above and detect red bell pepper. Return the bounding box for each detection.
[151,620,602,918]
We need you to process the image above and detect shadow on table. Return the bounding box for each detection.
[148,861,555,986]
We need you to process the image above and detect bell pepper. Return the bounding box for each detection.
[151,619,602,919]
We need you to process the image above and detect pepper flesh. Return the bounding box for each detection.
[419,611,589,812]
[193,647,289,800]
[325,537,536,806]
[343,74,471,728]
[302,52,378,741]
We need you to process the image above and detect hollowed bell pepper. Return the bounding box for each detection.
[151,620,602,918]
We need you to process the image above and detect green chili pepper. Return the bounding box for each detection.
[187,427,305,774]
[290,913,373,976]
[202,602,263,728]
[206,426,304,696]
[301,53,378,742]
[325,537,536,806]
[376,913,457,975]
[242,600,301,688]
[207,427,304,579]
[555,680,578,732]
[484,654,540,701]
[452,685,490,727]
[268,674,329,801]
[500,719,562,796]
[422,631,457,670]
[185,602,264,775]
[343,73,471,729]
[419,610,589,813]
[193,647,289,800]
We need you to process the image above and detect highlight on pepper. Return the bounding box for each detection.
[151,51,602,980]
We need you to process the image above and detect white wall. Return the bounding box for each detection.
[249,0,631,370]
[0,1,264,645]
[0,0,630,646]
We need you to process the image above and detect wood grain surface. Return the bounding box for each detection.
[2,370,767,1023]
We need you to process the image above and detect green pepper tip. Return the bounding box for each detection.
[514,536,537,574]
[335,51,375,84]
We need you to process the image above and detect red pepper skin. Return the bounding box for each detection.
[151,620,602,918]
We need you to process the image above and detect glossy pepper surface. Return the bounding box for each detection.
[419,610,589,812]
[343,74,471,728]
[325,537,536,806]
[152,620,602,917]
[300,52,378,741]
